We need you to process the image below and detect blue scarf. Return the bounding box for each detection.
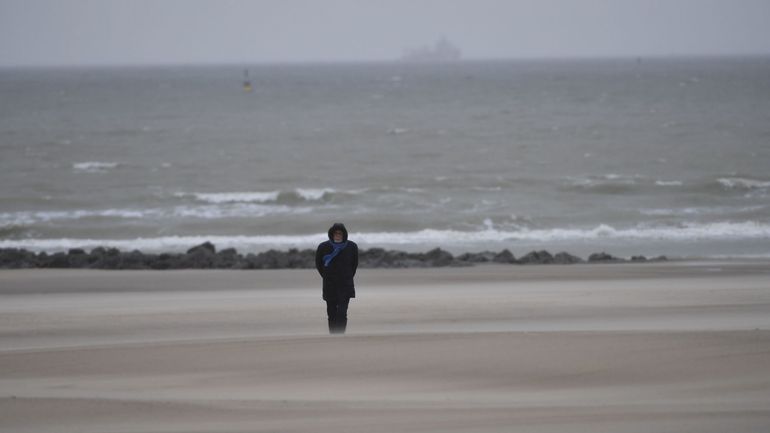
[323,241,348,267]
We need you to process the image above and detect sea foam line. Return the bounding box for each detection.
[3,221,770,253]
[0,204,313,226]
[175,188,351,203]
[717,177,770,190]
[72,161,119,173]
[178,191,281,204]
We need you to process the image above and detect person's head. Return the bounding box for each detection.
[328,222,348,243]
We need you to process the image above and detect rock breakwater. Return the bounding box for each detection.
[0,243,667,270]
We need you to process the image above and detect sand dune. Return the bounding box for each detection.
[2,262,770,432]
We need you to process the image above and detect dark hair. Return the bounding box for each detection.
[327,223,348,241]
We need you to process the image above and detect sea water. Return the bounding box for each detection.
[1,57,769,258]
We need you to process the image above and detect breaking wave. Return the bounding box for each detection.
[3,221,770,253]
[177,191,281,204]
[717,177,770,190]
[175,188,360,204]
[654,180,683,186]
[639,205,766,217]
[72,161,119,173]
[0,204,313,226]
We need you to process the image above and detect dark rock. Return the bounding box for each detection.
[67,248,90,268]
[492,249,516,264]
[215,248,242,269]
[384,250,420,268]
[44,252,70,268]
[88,247,123,269]
[423,248,454,267]
[180,243,217,268]
[285,248,315,269]
[187,242,216,255]
[150,253,178,270]
[360,248,412,268]
[253,249,290,269]
[518,250,554,264]
[457,251,497,263]
[553,251,584,264]
[360,248,399,267]
[0,244,663,270]
[359,248,384,266]
[241,253,259,269]
[119,250,150,269]
[0,248,39,268]
[588,252,623,263]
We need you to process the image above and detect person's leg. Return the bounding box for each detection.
[336,297,350,334]
[326,299,337,334]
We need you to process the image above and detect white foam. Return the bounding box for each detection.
[72,161,118,173]
[170,204,312,219]
[182,191,281,204]
[0,204,312,225]
[295,188,335,201]
[4,221,770,253]
[718,177,770,190]
[603,173,623,180]
[178,188,350,203]
[0,235,328,253]
[655,180,683,186]
[0,209,159,225]
[640,205,765,217]
[349,222,770,244]
[569,174,642,187]
[471,186,503,192]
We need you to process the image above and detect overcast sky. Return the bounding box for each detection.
[1,0,769,67]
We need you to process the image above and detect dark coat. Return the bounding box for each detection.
[316,223,358,301]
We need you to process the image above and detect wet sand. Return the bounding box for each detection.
[2,261,770,432]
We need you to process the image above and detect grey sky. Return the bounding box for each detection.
[1,0,769,67]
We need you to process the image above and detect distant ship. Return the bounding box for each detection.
[401,37,461,62]
[242,69,252,92]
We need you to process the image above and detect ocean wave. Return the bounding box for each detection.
[655,180,683,186]
[0,204,312,226]
[639,205,766,217]
[565,174,770,196]
[176,188,357,204]
[177,191,281,204]
[0,209,154,226]
[72,161,119,173]
[170,204,313,219]
[567,174,687,189]
[563,182,635,194]
[348,222,770,244]
[295,188,337,201]
[4,221,770,253]
[717,177,770,190]
[562,174,643,193]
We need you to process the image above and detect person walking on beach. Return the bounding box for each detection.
[316,223,358,334]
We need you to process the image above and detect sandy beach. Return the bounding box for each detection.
[2,261,770,432]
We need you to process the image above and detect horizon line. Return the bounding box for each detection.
[2,52,769,70]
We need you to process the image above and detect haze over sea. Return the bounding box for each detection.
[1,57,769,258]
